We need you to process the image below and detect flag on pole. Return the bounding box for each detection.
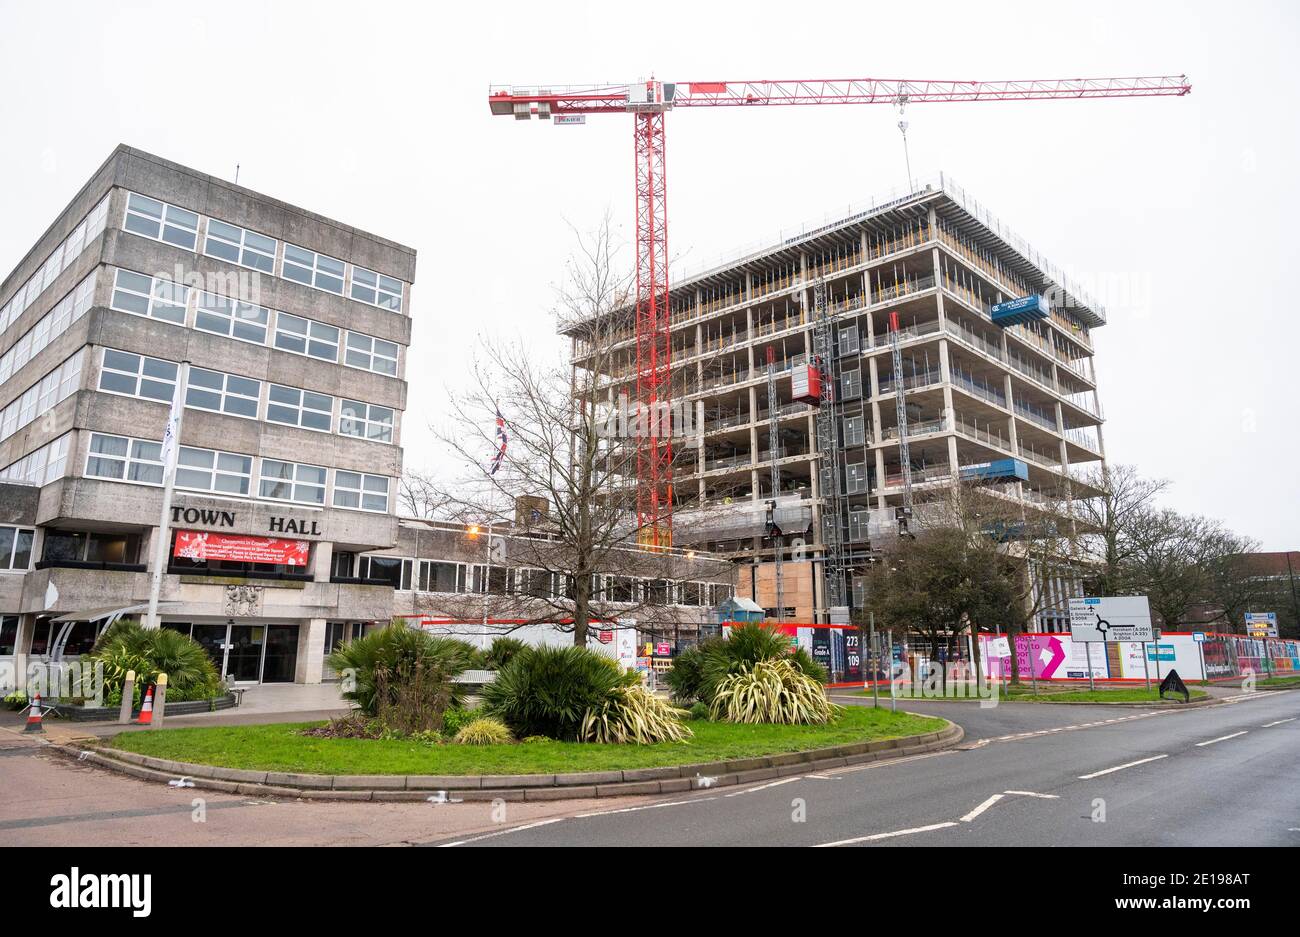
[489,405,508,475]
[159,365,186,476]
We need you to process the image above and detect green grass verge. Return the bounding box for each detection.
[109,706,945,775]
[1252,675,1300,688]
[839,686,1208,703]
[997,687,1209,703]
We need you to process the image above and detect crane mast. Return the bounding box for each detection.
[765,346,784,623]
[889,311,914,536]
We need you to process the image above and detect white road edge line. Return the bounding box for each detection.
[1262,718,1296,728]
[1195,731,1248,747]
[573,796,717,819]
[960,793,1005,822]
[723,776,804,797]
[1078,754,1168,779]
[438,817,564,847]
[815,821,958,848]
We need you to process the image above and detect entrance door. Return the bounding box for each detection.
[262,625,298,683]
[192,624,231,676]
[226,625,265,683]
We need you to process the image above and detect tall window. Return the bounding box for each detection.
[122,193,198,250]
[339,400,393,443]
[194,292,270,344]
[350,266,403,312]
[175,446,253,495]
[186,368,260,418]
[203,219,276,273]
[344,332,399,375]
[85,433,163,485]
[0,526,34,571]
[274,312,339,361]
[266,385,333,432]
[259,459,326,504]
[98,350,178,402]
[110,270,188,324]
[283,244,345,294]
[332,471,389,512]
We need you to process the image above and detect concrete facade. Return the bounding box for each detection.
[0,146,415,686]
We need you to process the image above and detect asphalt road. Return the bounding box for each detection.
[433,691,1300,847]
[2,691,1295,847]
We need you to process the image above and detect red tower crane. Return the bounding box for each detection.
[488,76,1191,547]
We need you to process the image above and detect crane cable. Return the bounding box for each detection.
[896,93,915,192]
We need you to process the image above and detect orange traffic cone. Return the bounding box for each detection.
[24,693,44,733]
[137,685,154,726]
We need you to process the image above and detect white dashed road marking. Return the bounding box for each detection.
[438,817,564,847]
[574,797,718,819]
[1262,718,1295,728]
[815,821,959,847]
[1078,754,1168,780]
[960,794,1005,822]
[723,776,804,797]
[1195,731,1248,747]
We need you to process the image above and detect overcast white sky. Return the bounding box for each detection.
[2,0,1297,549]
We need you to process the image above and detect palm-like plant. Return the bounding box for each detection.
[709,658,838,725]
[89,622,222,700]
[480,644,635,740]
[483,636,527,671]
[327,622,477,716]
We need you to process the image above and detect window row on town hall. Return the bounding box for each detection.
[96,347,397,443]
[120,192,406,314]
[0,429,390,513]
[85,431,391,512]
[348,553,734,607]
[108,267,400,377]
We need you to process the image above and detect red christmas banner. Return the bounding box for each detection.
[173,530,310,567]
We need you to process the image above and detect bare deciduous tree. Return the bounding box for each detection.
[426,215,732,646]
[398,469,452,520]
[1072,463,1169,596]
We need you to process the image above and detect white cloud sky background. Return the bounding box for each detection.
[2,0,1297,549]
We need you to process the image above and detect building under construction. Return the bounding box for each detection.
[566,174,1106,627]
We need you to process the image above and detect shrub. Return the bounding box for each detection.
[89,623,222,701]
[688,701,711,721]
[327,623,477,722]
[582,685,693,744]
[664,643,712,703]
[440,705,478,737]
[455,717,514,745]
[484,636,527,671]
[709,658,838,725]
[696,623,826,705]
[480,645,634,741]
[521,735,553,744]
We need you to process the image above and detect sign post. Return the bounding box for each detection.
[1069,596,1154,691]
[1192,631,1207,684]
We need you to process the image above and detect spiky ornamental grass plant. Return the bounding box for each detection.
[680,623,828,706]
[454,716,515,745]
[709,658,839,726]
[581,685,694,744]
